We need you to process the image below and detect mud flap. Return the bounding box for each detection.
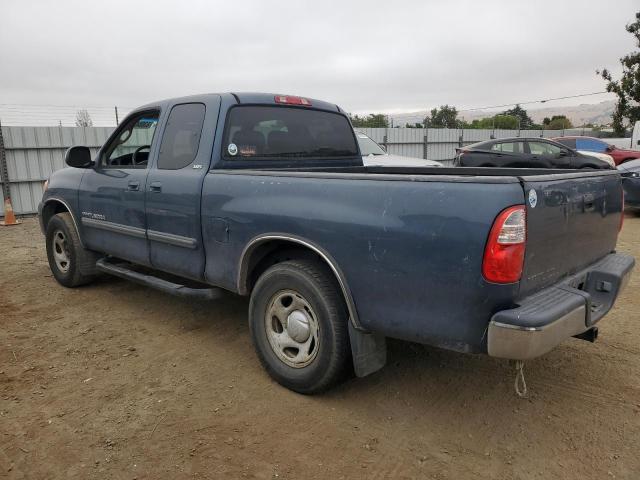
[349,322,386,377]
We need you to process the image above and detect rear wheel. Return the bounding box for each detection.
[46,212,99,287]
[248,259,350,394]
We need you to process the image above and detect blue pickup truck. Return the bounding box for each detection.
[39,93,634,393]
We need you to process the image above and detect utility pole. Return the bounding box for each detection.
[114,106,119,125]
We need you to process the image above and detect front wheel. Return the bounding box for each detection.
[46,212,99,287]
[248,259,350,394]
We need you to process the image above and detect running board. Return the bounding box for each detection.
[96,258,224,300]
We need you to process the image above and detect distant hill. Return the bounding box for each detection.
[390,100,616,127]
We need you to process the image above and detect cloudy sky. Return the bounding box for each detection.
[0,0,637,124]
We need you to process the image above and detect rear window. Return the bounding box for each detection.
[576,138,607,152]
[222,106,358,159]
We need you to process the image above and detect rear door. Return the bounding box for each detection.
[489,141,529,167]
[526,140,570,168]
[518,170,622,297]
[145,98,220,281]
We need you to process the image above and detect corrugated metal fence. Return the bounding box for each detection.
[0,126,113,215]
[0,125,634,216]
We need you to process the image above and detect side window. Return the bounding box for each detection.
[576,138,607,152]
[491,142,523,153]
[103,112,159,168]
[157,103,206,170]
[528,141,561,156]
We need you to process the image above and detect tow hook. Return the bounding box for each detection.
[573,327,599,343]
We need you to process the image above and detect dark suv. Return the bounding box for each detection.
[455,137,611,169]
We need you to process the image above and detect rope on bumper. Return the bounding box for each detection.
[514,360,528,398]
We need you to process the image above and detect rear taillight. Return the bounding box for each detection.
[482,205,526,284]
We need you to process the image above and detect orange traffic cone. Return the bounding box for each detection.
[0,198,21,226]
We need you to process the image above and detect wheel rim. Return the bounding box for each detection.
[265,289,320,368]
[52,229,71,273]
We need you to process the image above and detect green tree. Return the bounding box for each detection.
[465,115,518,129]
[599,10,640,135]
[468,117,495,129]
[424,105,460,128]
[493,114,519,129]
[349,114,389,128]
[546,115,573,129]
[501,104,533,129]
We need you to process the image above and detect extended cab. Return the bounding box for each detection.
[39,93,634,393]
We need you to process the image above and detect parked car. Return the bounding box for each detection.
[356,132,442,167]
[39,92,633,394]
[554,136,640,166]
[618,159,640,211]
[455,137,612,169]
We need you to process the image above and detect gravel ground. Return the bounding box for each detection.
[1,216,639,479]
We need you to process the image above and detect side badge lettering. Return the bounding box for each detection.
[528,189,537,208]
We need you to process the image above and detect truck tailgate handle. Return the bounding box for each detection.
[127,181,140,191]
[149,181,162,192]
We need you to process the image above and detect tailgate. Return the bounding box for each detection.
[519,170,623,297]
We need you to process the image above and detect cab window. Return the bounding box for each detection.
[103,112,160,168]
[491,141,523,153]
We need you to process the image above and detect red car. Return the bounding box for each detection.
[553,136,640,166]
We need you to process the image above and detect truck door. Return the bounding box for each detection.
[78,110,160,266]
[145,99,220,280]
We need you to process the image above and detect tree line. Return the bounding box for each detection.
[350,105,574,130]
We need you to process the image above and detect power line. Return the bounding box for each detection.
[458,91,611,112]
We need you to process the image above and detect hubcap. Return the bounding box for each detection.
[265,290,320,368]
[52,230,70,273]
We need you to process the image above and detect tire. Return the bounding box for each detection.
[46,212,99,287]
[248,259,350,394]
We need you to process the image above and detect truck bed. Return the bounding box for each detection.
[202,166,623,353]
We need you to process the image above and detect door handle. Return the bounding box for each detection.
[149,181,162,192]
[127,181,140,191]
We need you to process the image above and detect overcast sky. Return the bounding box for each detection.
[0,0,637,124]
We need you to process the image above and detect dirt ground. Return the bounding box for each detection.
[1,216,639,480]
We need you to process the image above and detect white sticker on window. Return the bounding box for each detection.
[227,143,238,156]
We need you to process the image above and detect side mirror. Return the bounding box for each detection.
[559,150,568,157]
[65,146,93,168]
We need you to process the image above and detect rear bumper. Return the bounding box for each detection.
[488,253,634,360]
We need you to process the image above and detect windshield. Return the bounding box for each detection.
[222,106,358,159]
[356,133,386,155]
